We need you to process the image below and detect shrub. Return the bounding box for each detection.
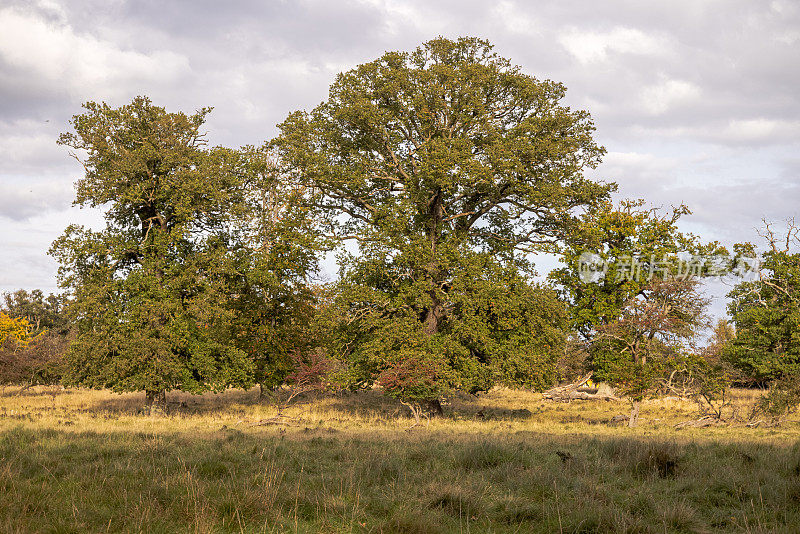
[751,377,800,424]
[0,331,68,387]
[378,355,445,425]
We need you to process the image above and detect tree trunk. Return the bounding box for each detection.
[424,297,444,335]
[424,398,444,417]
[401,401,423,428]
[258,383,276,402]
[628,400,641,427]
[423,187,445,336]
[145,389,167,415]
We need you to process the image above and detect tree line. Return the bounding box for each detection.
[2,37,797,424]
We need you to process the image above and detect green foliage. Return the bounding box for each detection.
[478,281,567,391]
[51,97,254,399]
[725,226,800,382]
[660,352,734,418]
[597,357,661,402]
[274,37,606,397]
[753,377,800,422]
[551,199,724,339]
[224,147,322,392]
[591,277,709,422]
[687,354,731,400]
[328,254,568,397]
[551,199,728,399]
[377,355,444,405]
[2,290,68,336]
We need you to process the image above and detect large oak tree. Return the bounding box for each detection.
[274,37,610,404]
[51,97,254,413]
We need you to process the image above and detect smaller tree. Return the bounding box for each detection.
[750,377,800,425]
[660,353,734,420]
[0,312,30,347]
[0,312,31,386]
[726,220,800,424]
[3,290,67,335]
[552,199,725,342]
[247,348,340,427]
[226,147,322,397]
[283,349,339,400]
[682,320,737,419]
[654,320,737,410]
[0,312,64,388]
[725,220,800,383]
[592,277,709,426]
[0,329,69,388]
[1,290,72,388]
[377,353,446,427]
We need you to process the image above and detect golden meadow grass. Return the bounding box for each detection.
[1,386,799,533]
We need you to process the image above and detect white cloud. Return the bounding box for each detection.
[640,78,701,115]
[0,6,190,98]
[558,26,670,64]
[603,151,676,171]
[630,119,800,146]
[720,118,800,143]
[493,1,538,35]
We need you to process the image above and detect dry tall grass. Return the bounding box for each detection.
[0,386,798,532]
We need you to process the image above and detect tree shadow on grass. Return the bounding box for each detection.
[83,387,266,416]
[0,385,74,398]
[322,389,539,423]
[321,389,407,420]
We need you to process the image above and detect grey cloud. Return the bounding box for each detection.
[670,180,800,244]
[0,180,74,221]
[65,0,394,60]
[0,120,74,174]
[0,251,60,294]
[0,0,797,293]
[596,147,799,246]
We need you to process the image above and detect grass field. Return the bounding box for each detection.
[1,386,799,533]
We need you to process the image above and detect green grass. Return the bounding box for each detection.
[0,387,798,533]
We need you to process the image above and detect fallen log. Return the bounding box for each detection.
[242,411,303,427]
[674,416,719,429]
[607,414,628,426]
[543,373,619,401]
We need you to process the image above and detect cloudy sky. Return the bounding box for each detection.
[1,0,798,317]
